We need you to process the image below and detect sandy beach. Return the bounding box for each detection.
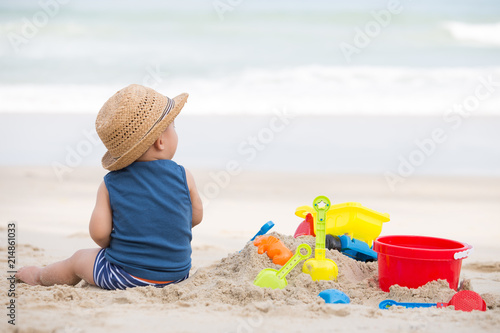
[2,0,500,331]
[2,165,499,332]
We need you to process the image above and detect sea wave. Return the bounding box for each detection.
[1,66,499,116]
[443,21,500,46]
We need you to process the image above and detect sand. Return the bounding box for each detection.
[1,166,500,332]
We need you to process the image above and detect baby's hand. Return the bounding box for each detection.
[185,168,203,227]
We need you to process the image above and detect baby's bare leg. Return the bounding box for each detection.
[16,248,100,287]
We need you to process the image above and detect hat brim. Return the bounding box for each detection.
[101,93,188,171]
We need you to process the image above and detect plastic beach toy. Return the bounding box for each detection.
[295,201,389,247]
[379,300,436,309]
[240,221,275,253]
[319,289,350,304]
[302,196,339,281]
[373,235,473,292]
[325,235,377,262]
[254,235,293,266]
[250,221,275,241]
[294,213,315,238]
[253,244,311,290]
[379,291,487,312]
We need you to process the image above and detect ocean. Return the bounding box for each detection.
[1,0,499,175]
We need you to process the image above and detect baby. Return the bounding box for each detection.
[16,84,203,290]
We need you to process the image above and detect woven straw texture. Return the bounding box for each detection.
[96,84,188,171]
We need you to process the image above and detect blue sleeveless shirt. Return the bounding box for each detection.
[103,159,192,281]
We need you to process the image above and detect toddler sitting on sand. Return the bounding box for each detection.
[17,84,203,290]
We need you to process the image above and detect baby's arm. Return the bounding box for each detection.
[185,169,203,227]
[89,181,113,248]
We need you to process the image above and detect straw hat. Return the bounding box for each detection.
[96,84,188,171]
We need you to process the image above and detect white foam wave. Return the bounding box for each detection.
[444,21,500,46]
[0,84,118,114]
[1,66,500,116]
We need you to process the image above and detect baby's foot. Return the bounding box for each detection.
[16,266,43,286]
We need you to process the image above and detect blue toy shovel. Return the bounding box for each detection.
[240,221,275,252]
[379,300,436,309]
[250,221,275,241]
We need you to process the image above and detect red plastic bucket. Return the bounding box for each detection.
[373,235,473,292]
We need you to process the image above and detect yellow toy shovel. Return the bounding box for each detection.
[253,244,311,290]
[302,196,339,281]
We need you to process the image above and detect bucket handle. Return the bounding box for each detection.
[454,244,473,260]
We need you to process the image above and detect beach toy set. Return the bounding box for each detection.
[251,195,391,288]
[294,199,390,262]
[252,196,340,290]
[249,195,482,311]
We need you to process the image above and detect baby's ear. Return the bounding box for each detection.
[154,135,165,150]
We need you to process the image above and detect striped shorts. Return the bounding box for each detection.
[92,248,189,290]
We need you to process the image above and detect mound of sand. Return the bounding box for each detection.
[151,232,474,308]
[17,232,484,308]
